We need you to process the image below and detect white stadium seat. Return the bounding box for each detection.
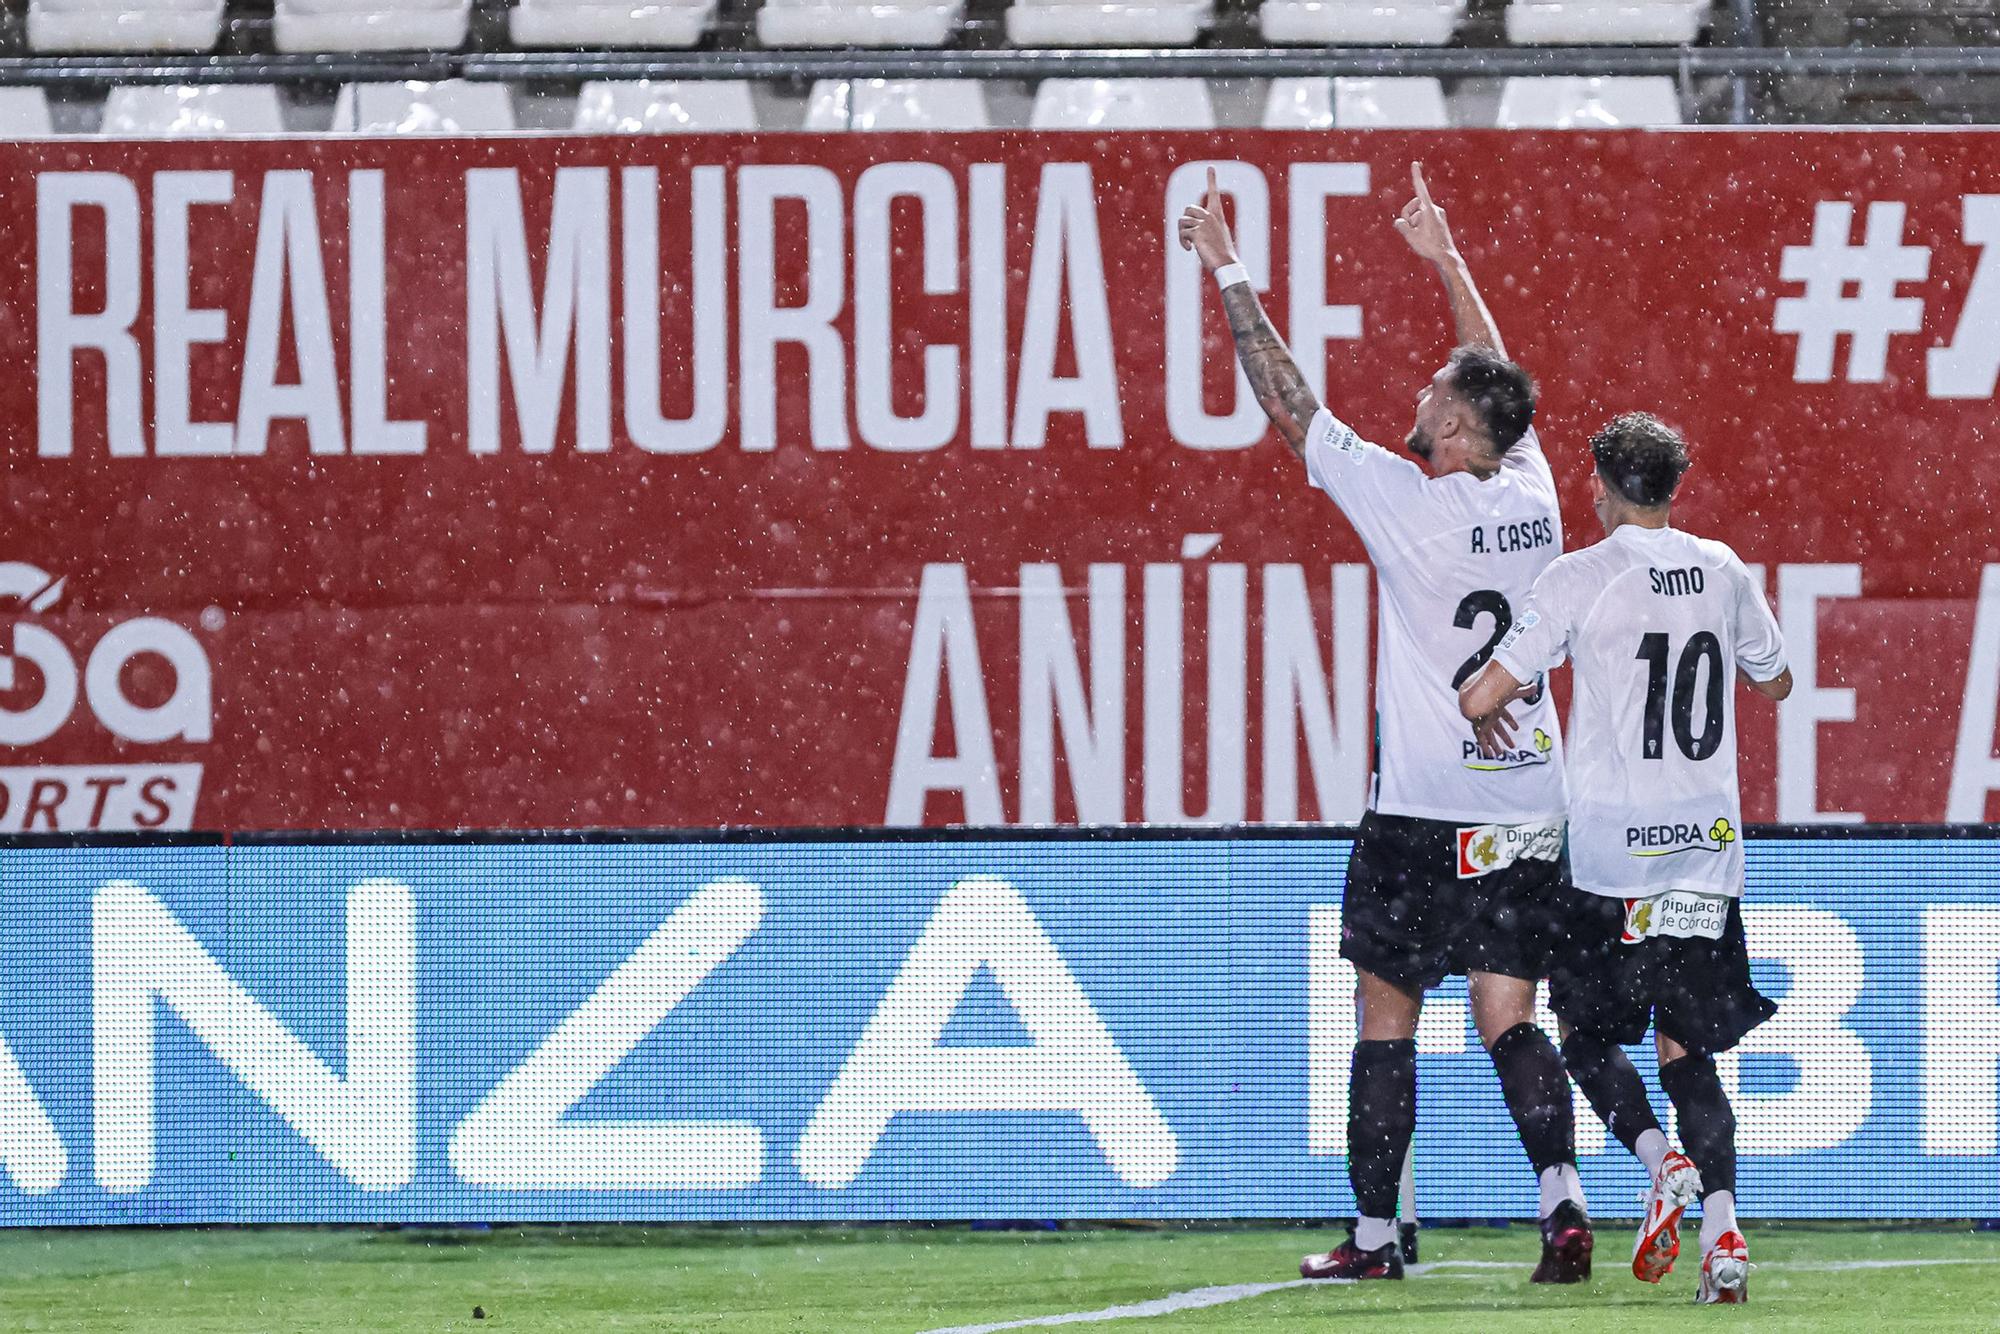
[572,79,758,132]
[511,0,715,47]
[1506,1,1708,45]
[0,88,54,137]
[101,84,285,135]
[1263,78,1337,129]
[30,0,224,52]
[1261,0,1463,46]
[1336,77,1451,127]
[333,80,515,134]
[759,0,961,48]
[275,0,469,52]
[1496,76,1684,127]
[1007,0,1213,48]
[804,79,989,130]
[1265,76,1452,128]
[1031,78,1215,130]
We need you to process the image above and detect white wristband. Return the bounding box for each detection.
[1213,262,1251,292]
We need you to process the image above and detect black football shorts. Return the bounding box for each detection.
[1547,885,1776,1054]
[1338,811,1571,993]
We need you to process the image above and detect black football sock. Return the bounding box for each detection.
[1348,1039,1418,1229]
[1488,1022,1576,1177]
[1562,1031,1665,1157]
[1659,1052,1737,1197]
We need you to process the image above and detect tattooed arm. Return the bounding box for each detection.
[1178,167,1324,459]
[1218,283,1322,458]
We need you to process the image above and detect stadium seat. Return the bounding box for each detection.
[1505,1,1708,45]
[29,0,224,52]
[572,79,758,132]
[1265,76,1451,128]
[333,80,515,133]
[804,79,989,130]
[274,0,470,52]
[0,88,54,137]
[511,0,715,47]
[1260,0,1463,45]
[100,84,285,135]
[1007,0,1213,48]
[1496,76,1684,127]
[1030,78,1215,129]
[758,0,961,48]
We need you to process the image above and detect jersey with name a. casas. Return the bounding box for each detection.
[1494,524,1788,900]
[1303,408,1566,826]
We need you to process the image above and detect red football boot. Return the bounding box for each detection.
[1696,1230,1749,1304]
[1633,1151,1703,1283]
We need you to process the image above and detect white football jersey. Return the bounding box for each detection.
[1494,524,1787,900]
[1303,408,1567,825]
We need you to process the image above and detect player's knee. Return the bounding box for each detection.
[1470,990,1536,1050]
[1356,972,1423,1041]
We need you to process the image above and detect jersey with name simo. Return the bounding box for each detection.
[1494,525,1788,899]
[1304,408,1566,825]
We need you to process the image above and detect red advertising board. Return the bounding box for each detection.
[2,130,1998,831]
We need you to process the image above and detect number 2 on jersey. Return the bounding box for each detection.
[1636,631,1724,761]
[1451,590,1512,689]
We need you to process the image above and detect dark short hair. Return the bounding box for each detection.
[1444,347,1537,453]
[1591,412,1691,507]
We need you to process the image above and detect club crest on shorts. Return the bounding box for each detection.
[1457,819,1564,878]
[1621,889,1730,942]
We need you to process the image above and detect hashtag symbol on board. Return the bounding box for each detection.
[1772,201,1931,384]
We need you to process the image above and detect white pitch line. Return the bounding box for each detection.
[915,1256,2000,1333]
[915,1279,1325,1334]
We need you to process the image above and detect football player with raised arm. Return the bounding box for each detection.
[1460,413,1793,1304]
[1180,165,1591,1284]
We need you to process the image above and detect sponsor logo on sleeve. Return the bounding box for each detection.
[1496,611,1538,653]
[1457,819,1565,879]
[1323,417,1365,461]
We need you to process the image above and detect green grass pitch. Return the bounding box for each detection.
[0,1222,1993,1332]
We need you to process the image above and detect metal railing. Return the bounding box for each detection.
[2,45,1999,86]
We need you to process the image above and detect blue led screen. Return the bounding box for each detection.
[0,835,1993,1224]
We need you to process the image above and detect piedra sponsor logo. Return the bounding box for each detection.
[1626,816,1737,859]
[1462,726,1555,773]
[0,563,209,831]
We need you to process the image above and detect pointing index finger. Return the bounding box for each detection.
[1412,162,1433,208]
[1206,166,1221,213]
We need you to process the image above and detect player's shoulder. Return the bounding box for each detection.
[1446,453,1561,525]
[1529,545,1611,606]
[1678,530,1757,582]
[1684,530,1743,564]
[1533,532,1650,610]
[1306,409,1419,484]
[1549,534,1635,579]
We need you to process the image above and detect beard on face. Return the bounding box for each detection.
[1405,425,1434,461]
